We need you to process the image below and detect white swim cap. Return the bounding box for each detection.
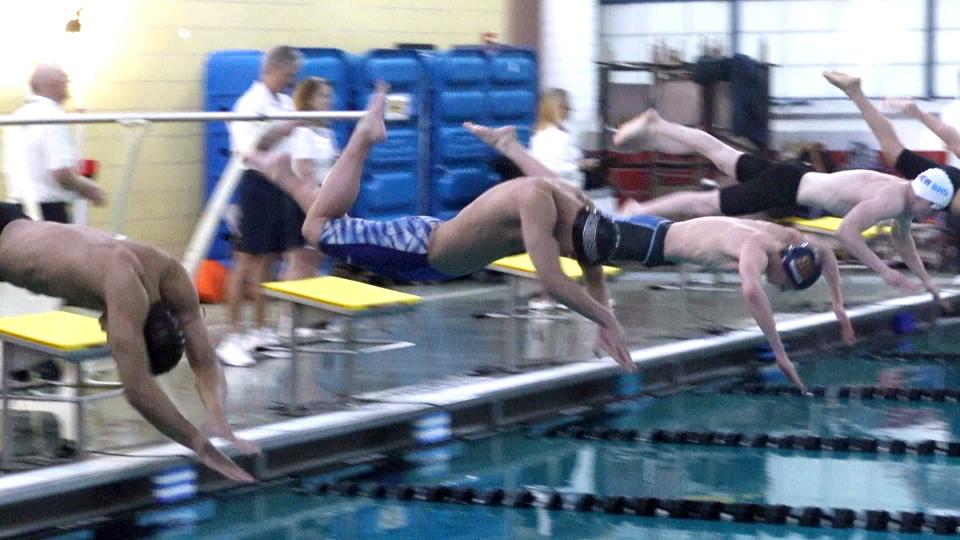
[911,168,954,210]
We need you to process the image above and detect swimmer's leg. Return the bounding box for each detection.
[614,109,742,178]
[463,122,557,178]
[824,70,905,164]
[620,190,720,220]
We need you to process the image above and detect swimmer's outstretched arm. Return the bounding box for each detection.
[738,242,807,393]
[813,239,856,345]
[520,182,634,371]
[106,265,253,482]
[837,188,921,290]
[159,262,260,457]
[890,214,945,307]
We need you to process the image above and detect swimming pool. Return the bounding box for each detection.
[38,322,960,538]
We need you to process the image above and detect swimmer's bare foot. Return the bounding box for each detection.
[355,81,389,144]
[462,122,517,154]
[613,108,660,148]
[823,70,861,95]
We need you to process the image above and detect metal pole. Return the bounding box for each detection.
[181,156,243,276]
[110,120,151,236]
[926,0,935,97]
[0,110,368,126]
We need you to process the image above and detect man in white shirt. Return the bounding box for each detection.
[2,64,106,223]
[217,46,302,367]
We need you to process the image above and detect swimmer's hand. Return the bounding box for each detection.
[836,311,857,346]
[203,415,261,456]
[595,322,635,373]
[195,437,255,483]
[880,269,922,291]
[928,288,955,315]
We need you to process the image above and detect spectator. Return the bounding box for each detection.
[529,88,597,190]
[281,76,340,280]
[2,63,106,223]
[217,46,302,367]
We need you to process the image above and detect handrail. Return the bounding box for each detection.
[0,110,367,126]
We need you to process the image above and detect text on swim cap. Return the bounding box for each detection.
[920,174,950,197]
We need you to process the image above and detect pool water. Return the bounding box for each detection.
[44,327,960,539]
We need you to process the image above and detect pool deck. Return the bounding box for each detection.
[0,269,956,536]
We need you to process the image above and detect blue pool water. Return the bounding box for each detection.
[44,326,960,538]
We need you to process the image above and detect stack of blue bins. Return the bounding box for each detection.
[349,49,427,219]
[486,48,538,149]
[203,50,262,262]
[427,48,499,220]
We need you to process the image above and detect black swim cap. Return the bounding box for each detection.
[572,207,620,265]
[143,303,185,376]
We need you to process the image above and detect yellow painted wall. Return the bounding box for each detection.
[0,0,506,255]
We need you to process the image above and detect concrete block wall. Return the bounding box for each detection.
[0,0,506,255]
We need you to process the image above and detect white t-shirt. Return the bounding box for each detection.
[287,126,339,185]
[2,95,78,203]
[228,81,293,168]
[940,100,960,167]
[529,125,585,190]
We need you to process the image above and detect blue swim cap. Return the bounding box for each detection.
[780,243,822,290]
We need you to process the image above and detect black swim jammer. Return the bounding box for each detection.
[718,154,812,216]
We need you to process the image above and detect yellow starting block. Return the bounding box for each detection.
[489,253,622,281]
[486,254,621,370]
[261,276,422,411]
[781,216,888,239]
[0,311,120,468]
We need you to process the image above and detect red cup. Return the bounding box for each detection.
[77,158,99,179]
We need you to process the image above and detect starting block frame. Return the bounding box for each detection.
[261,277,421,412]
[487,254,621,371]
[0,311,121,469]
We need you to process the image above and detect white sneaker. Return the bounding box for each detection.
[247,327,281,350]
[216,336,256,367]
[528,298,557,312]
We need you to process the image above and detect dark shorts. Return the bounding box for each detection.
[0,202,70,224]
[317,215,455,282]
[617,214,672,267]
[894,149,960,191]
[0,204,30,236]
[718,154,811,216]
[236,169,299,255]
[283,194,307,248]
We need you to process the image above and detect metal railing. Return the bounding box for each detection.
[0,108,399,275]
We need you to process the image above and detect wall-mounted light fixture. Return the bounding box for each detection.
[65,8,82,33]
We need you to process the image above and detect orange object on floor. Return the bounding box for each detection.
[195,259,228,303]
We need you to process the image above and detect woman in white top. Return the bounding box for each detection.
[529,88,598,190]
[282,77,340,279]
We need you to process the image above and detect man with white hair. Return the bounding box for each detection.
[2,64,106,223]
[218,46,303,367]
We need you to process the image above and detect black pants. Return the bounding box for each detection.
[0,202,70,223]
